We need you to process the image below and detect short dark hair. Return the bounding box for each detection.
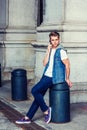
[49,31,60,39]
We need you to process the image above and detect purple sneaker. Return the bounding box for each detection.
[15,117,31,124]
[45,107,51,124]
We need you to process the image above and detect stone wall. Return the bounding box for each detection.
[0,0,38,81]
[0,0,87,103]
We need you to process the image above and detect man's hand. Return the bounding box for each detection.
[66,79,72,88]
[47,44,52,53]
[43,44,52,66]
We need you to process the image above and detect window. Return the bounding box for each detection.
[37,0,43,26]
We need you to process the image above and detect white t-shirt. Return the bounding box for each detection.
[44,49,68,77]
[60,49,68,60]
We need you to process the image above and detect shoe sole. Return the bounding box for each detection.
[46,107,51,124]
[15,121,31,124]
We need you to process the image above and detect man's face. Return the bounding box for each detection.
[50,36,60,48]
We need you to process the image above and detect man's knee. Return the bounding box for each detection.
[31,87,38,96]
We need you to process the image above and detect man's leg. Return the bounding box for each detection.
[26,75,53,119]
[16,75,53,124]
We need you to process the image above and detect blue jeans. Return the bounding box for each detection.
[26,75,53,119]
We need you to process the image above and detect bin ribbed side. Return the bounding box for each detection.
[49,82,70,123]
[11,69,27,101]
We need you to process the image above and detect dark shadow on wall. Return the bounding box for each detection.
[37,0,43,26]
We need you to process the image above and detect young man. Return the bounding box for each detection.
[16,31,72,124]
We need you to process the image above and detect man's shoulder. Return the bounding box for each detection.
[57,44,65,50]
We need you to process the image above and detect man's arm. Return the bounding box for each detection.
[43,44,52,66]
[62,58,72,87]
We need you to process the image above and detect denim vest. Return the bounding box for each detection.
[43,44,66,84]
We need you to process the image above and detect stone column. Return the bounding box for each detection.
[36,0,87,82]
[37,0,87,44]
[42,0,64,25]
[0,0,8,74]
[6,0,38,41]
[62,0,87,44]
[62,0,87,83]
[1,0,38,81]
[37,0,64,42]
[35,0,87,103]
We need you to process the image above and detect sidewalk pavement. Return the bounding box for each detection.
[0,80,87,130]
[0,112,21,130]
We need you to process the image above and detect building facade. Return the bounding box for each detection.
[0,0,87,102]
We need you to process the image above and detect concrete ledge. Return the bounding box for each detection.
[70,82,87,103]
[2,68,34,81]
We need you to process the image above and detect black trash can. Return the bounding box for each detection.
[0,64,1,87]
[11,69,27,101]
[49,82,70,123]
